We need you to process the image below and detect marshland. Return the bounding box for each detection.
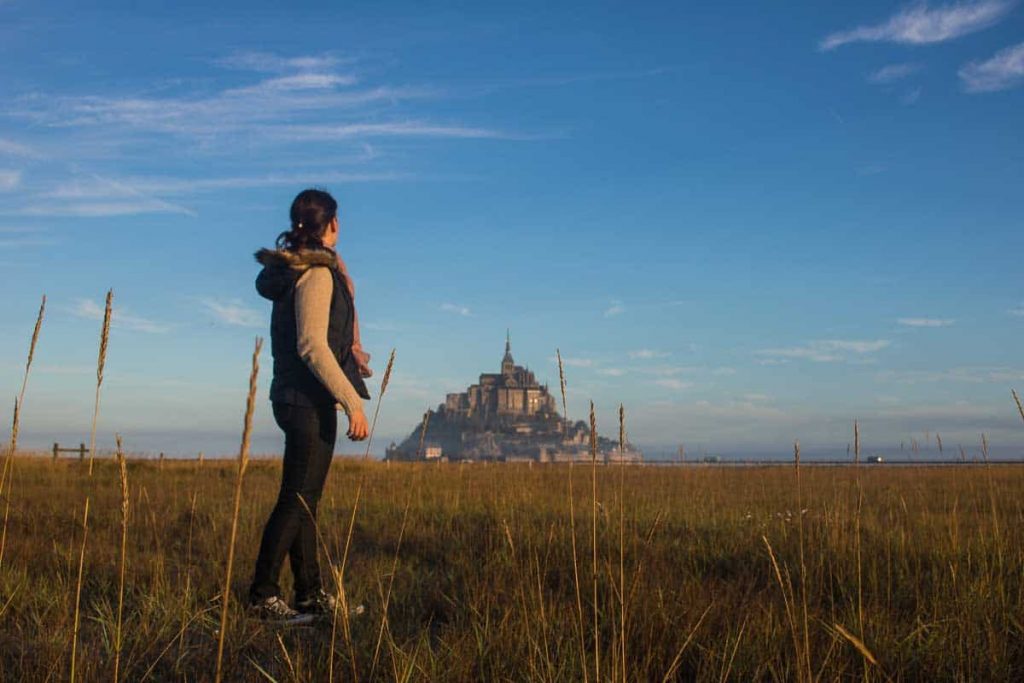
[2,452,1023,681]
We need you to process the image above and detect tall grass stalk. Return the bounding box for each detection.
[558,350,588,682]
[854,420,860,465]
[214,336,262,683]
[70,497,90,683]
[589,400,600,682]
[1012,389,1024,425]
[618,403,627,683]
[369,481,412,682]
[88,290,113,476]
[794,440,812,682]
[416,410,431,459]
[334,348,396,683]
[113,435,129,683]
[0,294,45,570]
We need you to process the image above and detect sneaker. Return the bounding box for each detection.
[248,595,316,625]
[295,588,366,619]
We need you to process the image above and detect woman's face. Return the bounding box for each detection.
[322,216,339,248]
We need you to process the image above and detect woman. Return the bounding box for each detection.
[248,188,371,623]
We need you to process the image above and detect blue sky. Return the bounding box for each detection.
[1,0,1023,459]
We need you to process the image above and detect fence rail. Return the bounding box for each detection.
[52,442,87,460]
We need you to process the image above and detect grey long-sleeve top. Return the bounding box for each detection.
[294,267,365,417]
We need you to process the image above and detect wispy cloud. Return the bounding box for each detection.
[0,228,56,248]
[596,368,626,377]
[8,50,512,146]
[628,348,669,359]
[877,366,1024,383]
[756,339,891,363]
[868,62,923,83]
[270,121,510,142]
[549,356,594,368]
[901,87,924,105]
[959,42,1024,92]
[201,298,264,327]
[655,378,693,391]
[224,73,359,96]
[898,317,955,327]
[216,51,350,73]
[0,138,39,158]
[44,171,401,199]
[439,302,471,316]
[74,298,170,334]
[603,299,625,317]
[1009,305,1024,317]
[820,1,1013,51]
[0,170,21,191]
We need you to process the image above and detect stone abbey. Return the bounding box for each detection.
[442,332,558,419]
[386,333,643,463]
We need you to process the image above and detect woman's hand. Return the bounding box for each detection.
[347,410,369,441]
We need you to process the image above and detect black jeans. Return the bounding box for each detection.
[249,401,337,602]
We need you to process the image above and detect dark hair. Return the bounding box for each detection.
[276,188,338,250]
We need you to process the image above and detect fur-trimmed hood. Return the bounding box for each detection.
[254,247,338,301]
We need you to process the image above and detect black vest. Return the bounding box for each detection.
[255,247,371,407]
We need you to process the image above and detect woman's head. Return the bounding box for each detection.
[277,188,339,250]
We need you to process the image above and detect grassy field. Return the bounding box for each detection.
[0,455,1022,682]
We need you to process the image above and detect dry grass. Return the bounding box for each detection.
[87,290,113,476]
[113,434,129,683]
[1,456,1023,680]
[0,294,45,570]
[214,336,262,683]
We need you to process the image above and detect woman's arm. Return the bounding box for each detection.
[294,267,365,417]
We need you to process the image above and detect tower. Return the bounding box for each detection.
[501,329,515,375]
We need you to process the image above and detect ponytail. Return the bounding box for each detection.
[277,188,338,250]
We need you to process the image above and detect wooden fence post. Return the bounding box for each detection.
[79,443,86,460]
[53,442,58,461]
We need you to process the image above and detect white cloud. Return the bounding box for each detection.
[201,299,264,327]
[959,42,1024,92]
[712,366,737,376]
[22,199,194,218]
[898,317,955,327]
[270,121,509,142]
[596,368,626,377]
[901,87,924,105]
[73,298,170,334]
[820,1,1012,50]
[0,138,39,158]
[868,62,923,83]
[1009,305,1024,317]
[0,229,56,248]
[654,378,693,391]
[756,339,891,363]
[628,348,669,359]
[439,302,471,316]
[603,300,625,317]
[876,366,1024,383]
[0,170,21,191]
[560,357,593,368]
[741,393,772,402]
[44,171,400,199]
[216,51,348,73]
[224,73,358,96]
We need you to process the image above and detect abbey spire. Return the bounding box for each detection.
[501,328,515,374]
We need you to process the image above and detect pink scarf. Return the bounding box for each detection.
[335,253,372,378]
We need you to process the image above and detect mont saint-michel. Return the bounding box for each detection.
[386,334,643,463]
